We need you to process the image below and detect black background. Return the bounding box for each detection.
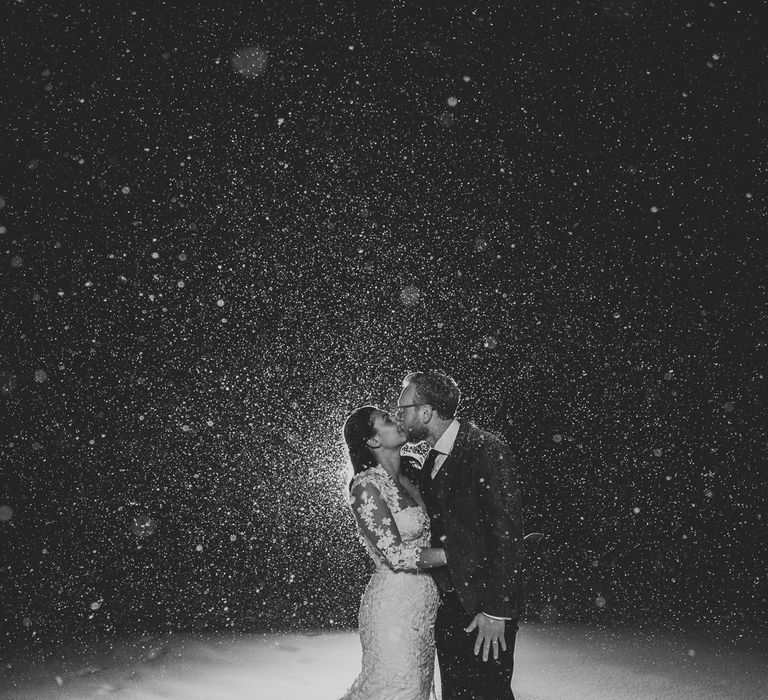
[2,0,766,650]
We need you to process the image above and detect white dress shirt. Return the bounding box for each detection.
[429,418,460,477]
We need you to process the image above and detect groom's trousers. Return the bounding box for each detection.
[435,589,518,700]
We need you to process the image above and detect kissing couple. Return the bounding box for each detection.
[339,370,526,700]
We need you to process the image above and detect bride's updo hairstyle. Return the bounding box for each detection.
[343,405,379,475]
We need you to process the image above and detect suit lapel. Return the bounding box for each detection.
[433,420,473,503]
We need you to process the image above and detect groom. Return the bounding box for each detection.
[396,370,525,700]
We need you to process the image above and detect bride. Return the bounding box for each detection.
[339,405,447,700]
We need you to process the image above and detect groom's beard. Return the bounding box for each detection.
[404,424,429,443]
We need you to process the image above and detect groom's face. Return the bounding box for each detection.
[395,383,429,442]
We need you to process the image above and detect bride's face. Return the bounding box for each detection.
[370,410,407,450]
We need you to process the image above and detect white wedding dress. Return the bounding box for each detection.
[340,465,440,700]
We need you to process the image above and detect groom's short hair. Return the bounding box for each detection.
[403,371,461,420]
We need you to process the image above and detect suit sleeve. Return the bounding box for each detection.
[476,438,525,618]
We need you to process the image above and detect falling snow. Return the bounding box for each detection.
[1,4,766,697]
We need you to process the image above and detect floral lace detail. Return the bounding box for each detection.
[349,466,430,572]
[341,465,440,700]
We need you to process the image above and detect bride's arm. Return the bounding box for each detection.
[350,477,447,571]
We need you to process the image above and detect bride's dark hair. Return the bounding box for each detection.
[343,405,379,475]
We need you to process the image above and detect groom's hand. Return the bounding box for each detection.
[465,614,506,661]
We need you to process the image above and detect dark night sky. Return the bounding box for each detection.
[1,0,767,649]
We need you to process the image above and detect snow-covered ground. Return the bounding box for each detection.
[1,622,766,699]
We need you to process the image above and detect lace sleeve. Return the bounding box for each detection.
[350,475,422,572]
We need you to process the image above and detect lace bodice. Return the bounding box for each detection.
[349,466,431,572]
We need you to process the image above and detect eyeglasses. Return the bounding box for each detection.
[392,403,428,419]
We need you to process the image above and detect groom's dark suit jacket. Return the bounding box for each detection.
[419,420,525,620]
